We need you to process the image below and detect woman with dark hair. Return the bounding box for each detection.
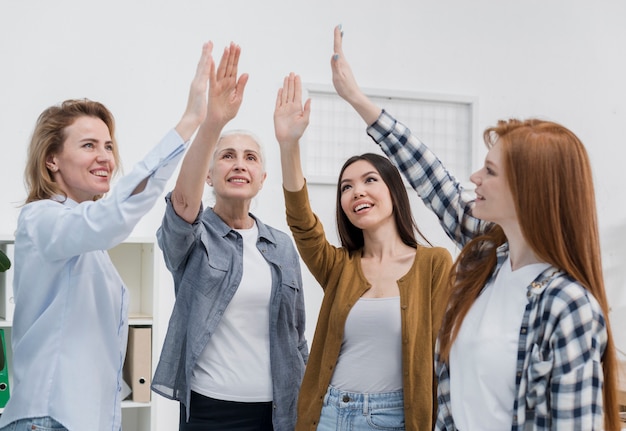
[335,153,424,253]
[330,25,620,431]
[274,72,453,431]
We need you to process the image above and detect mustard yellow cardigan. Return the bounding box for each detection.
[284,184,453,431]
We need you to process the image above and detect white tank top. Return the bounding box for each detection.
[330,296,403,392]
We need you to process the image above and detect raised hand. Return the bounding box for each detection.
[171,41,248,222]
[274,72,311,147]
[330,25,381,126]
[330,25,363,105]
[207,42,249,128]
[274,73,310,192]
[176,41,215,141]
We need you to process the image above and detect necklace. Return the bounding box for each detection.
[530,268,559,290]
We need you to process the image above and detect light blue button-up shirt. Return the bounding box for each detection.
[0,129,188,431]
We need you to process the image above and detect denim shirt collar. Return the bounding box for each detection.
[200,204,278,246]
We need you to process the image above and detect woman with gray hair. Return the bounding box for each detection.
[151,43,308,431]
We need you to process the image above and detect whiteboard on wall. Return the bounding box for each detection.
[302,84,478,186]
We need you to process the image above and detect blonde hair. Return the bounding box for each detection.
[24,99,120,203]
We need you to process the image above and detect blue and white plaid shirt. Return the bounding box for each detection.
[367,110,608,431]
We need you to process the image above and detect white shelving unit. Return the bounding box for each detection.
[0,236,159,431]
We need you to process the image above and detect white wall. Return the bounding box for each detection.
[1,1,625,429]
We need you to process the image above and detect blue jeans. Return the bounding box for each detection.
[317,386,405,431]
[0,417,68,431]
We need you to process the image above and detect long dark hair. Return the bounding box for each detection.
[335,153,430,252]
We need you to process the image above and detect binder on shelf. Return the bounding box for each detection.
[0,328,10,407]
[123,326,152,403]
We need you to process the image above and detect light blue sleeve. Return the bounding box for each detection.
[20,129,188,261]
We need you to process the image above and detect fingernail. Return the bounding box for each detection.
[333,54,339,61]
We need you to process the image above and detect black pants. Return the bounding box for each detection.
[179,391,274,431]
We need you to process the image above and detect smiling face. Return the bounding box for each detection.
[46,116,116,203]
[208,134,266,202]
[470,141,518,227]
[339,159,394,231]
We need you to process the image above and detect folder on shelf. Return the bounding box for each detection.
[0,328,10,407]
[123,326,152,403]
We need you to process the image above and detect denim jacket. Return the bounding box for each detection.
[152,193,308,431]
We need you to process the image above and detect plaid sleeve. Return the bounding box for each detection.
[367,110,488,247]
[434,344,457,430]
[528,280,607,430]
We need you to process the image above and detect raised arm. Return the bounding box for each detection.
[172,42,249,223]
[330,25,381,126]
[130,42,214,197]
[274,72,310,192]
[332,27,486,246]
[174,42,215,142]
[275,73,348,288]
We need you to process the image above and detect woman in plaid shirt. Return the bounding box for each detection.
[329,25,621,431]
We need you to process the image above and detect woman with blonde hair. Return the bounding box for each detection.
[330,25,620,431]
[0,42,215,431]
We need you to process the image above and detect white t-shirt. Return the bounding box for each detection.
[191,222,274,401]
[450,257,550,430]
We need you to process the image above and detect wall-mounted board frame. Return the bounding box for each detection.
[302,84,478,187]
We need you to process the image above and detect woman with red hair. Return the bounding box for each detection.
[330,25,620,431]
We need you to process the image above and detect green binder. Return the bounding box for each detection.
[0,328,10,407]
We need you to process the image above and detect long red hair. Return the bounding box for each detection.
[437,119,620,429]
